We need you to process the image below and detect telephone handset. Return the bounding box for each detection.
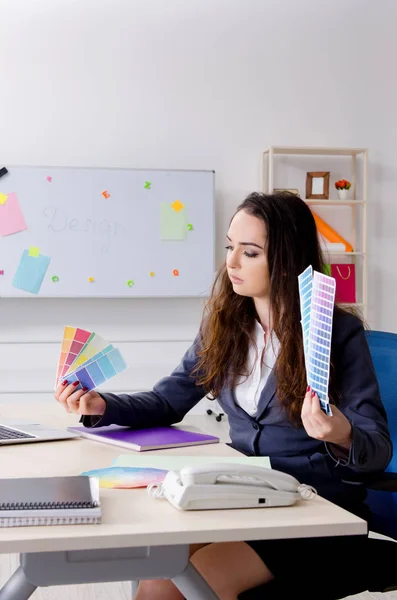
[147,463,316,511]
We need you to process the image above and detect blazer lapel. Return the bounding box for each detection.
[256,370,277,418]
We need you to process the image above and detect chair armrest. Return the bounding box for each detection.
[365,472,397,492]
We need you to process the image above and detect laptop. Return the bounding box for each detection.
[0,420,79,445]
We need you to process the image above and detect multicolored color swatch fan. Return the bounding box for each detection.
[55,326,127,391]
[298,266,336,416]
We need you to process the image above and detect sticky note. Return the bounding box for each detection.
[28,246,40,258]
[0,193,8,205]
[187,223,193,231]
[160,203,187,241]
[88,277,95,283]
[0,193,28,236]
[149,272,155,277]
[46,176,52,182]
[144,181,151,189]
[0,270,4,275]
[173,269,179,276]
[171,200,184,212]
[127,280,134,287]
[52,275,59,282]
[102,190,110,199]
[12,249,51,295]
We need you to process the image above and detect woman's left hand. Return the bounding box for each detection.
[301,387,352,450]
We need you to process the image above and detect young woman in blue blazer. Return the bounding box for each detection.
[55,192,394,600]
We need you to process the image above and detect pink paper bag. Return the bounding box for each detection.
[331,264,356,303]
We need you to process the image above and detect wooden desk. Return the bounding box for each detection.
[0,402,367,600]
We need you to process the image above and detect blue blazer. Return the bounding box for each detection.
[84,311,392,517]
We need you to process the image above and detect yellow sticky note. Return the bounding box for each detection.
[0,193,8,205]
[171,200,184,212]
[28,246,40,258]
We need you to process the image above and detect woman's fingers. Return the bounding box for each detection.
[57,381,81,412]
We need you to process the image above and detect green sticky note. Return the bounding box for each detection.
[160,203,187,241]
[28,246,40,258]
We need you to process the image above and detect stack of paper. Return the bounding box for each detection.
[55,326,127,392]
[298,266,336,416]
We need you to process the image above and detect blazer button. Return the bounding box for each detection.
[359,452,367,464]
[252,422,259,430]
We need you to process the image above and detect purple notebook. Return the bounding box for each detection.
[67,425,219,452]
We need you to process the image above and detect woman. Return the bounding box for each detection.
[55,192,394,600]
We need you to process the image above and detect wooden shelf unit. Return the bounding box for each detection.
[261,146,368,318]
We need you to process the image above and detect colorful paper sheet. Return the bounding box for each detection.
[113,454,272,470]
[64,332,110,376]
[55,326,92,385]
[55,326,128,391]
[80,466,167,489]
[61,348,127,391]
[298,266,336,416]
[160,202,187,240]
[12,249,50,295]
[0,193,28,236]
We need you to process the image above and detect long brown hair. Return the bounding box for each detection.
[193,191,343,425]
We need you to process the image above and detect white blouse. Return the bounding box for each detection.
[234,321,280,417]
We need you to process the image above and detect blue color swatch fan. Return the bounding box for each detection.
[298,266,336,415]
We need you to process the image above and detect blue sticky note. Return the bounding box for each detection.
[12,249,51,294]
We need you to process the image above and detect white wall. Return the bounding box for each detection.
[1,0,397,405]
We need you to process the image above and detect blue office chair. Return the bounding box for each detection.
[364,330,397,540]
[239,329,397,599]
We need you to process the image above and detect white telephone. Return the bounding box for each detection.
[147,463,316,511]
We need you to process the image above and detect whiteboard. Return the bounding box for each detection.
[0,166,215,297]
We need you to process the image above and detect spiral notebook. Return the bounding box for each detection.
[0,475,101,527]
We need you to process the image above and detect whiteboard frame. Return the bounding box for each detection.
[0,165,216,299]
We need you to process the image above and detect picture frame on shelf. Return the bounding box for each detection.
[273,188,300,195]
[306,171,330,199]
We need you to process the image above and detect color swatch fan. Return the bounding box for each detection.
[55,326,127,392]
[298,266,336,416]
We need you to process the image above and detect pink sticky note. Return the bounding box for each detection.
[0,193,28,236]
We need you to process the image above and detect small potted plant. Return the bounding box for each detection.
[335,179,352,201]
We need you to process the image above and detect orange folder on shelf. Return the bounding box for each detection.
[311,211,353,253]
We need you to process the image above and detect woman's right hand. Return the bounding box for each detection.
[54,380,106,416]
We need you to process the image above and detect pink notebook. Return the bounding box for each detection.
[67,425,219,452]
